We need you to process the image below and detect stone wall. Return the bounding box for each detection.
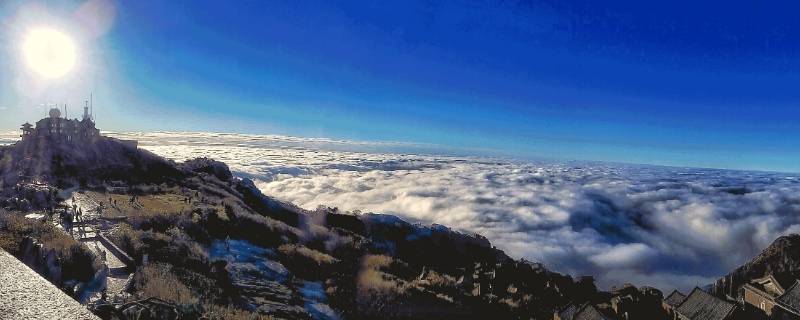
[0,249,99,319]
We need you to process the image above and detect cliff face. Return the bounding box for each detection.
[714,234,800,298]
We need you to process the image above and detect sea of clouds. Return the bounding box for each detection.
[4,130,800,292]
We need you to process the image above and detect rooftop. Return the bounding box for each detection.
[777,280,800,315]
[665,290,687,307]
[573,304,613,320]
[675,287,735,320]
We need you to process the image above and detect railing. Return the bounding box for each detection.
[96,233,134,267]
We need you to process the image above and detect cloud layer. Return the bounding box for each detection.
[6,131,800,292]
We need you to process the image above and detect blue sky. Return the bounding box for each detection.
[1,0,800,172]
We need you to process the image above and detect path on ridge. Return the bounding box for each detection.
[59,193,133,300]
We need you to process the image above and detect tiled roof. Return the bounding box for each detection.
[558,304,579,320]
[777,280,800,315]
[573,304,612,320]
[773,273,798,293]
[675,287,735,320]
[558,303,613,320]
[750,273,793,296]
[665,290,687,307]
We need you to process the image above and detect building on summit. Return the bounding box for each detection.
[19,99,137,149]
[21,101,99,143]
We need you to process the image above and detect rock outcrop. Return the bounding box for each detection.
[713,234,800,298]
[179,157,232,182]
[0,135,183,192]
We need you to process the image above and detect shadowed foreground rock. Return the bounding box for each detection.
[0,249,99,320]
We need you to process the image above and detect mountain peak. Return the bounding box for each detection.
[0,134,183,190]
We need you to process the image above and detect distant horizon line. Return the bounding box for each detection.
[2,128,797,175]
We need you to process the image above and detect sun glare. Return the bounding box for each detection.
[22,28,77,79]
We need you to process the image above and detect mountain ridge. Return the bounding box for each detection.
[0,133,594,319]
[3,134,800,319]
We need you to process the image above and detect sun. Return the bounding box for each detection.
[22,28,77,79]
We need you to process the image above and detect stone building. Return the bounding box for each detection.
[21,103,99,143]
[742,274,791,317]
[742,274,800,319]
[19,101,137,148]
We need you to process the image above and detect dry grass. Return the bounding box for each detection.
[415,269,457,288]
[109,223,142,256]
[0,212,35,252]
[354,255,412,316]
[165,227,208,262]
[357,255,408,294]
[134,263,199,306]
[362,254,393,270]
[86,191,218,219]
[0,212,76,253]
[0,212,102,281]
[279,243,338,265]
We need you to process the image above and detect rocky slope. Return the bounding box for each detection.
[0,135,605,319]
[9,135,800,319]
[0,135,182,188]
[713,234,800,298]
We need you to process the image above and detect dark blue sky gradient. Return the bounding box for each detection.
[3,0,800,171]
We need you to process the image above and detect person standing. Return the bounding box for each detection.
[64,212,73,237]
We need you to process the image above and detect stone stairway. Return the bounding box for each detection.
[55,193,135,301]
